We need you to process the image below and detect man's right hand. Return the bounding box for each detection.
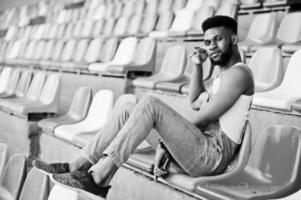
[189,47,208,65]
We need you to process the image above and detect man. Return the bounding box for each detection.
[33,16,254,197]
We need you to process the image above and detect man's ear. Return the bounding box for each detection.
[231,35,239,45]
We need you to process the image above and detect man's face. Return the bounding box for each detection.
[203,27,233,66]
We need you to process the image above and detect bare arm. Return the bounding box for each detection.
[189,67,252,128]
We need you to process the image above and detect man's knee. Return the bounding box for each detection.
[140,95,161,107]
[121,102,135,113]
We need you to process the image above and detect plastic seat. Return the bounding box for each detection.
[145,0,159,15]
[0,143,8,180]
[32,40,47,61]
[240,0,261,9]
[137,14,157,37]
[111,16,130,37]
[184,0,205,10]
[253,49,301,111]
[54,90,114,142]
[158,0,174,14]
[196,125,301,200]
[249,47,285,92]
[133,45,187,89]
[167,8,195,38]
[12,73,60,115]
[50,40,66,62]
[40,40,55,61]
[92,19,105,37]
[6,40,23,60]
[127,121,251,192]
[38,87,92,134]
[93,5,106,20]
[172,0,187,11]
[1,154,27,200]
[83,38,104,64]
[0,69,21,98]
[73,93,137,146]
[0,67,13,94]
[122,1,136,16]
[98,37,119,63]
[277,12,301,54]
[107,37,156,75]
[215,2,238,19]
[89,37,138,73]
[19,168,49,200]
[59,40,77,62]
[126,14,143,36]
[63,23,75,39]
[102,18,116,37]
[134,0,145,14]
[239,13,278,52]
[79,21,94,38]
[47,185,78,200]
[186,6,215,37]
[0,72,46,113]
[149,12,175,38]
[72,21,84,38]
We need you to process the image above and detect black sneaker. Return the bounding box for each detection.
[33,159,70,175]
[52,170,111,198]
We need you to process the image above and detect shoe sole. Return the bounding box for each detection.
[49,174,106,200]
[32,160,55,176]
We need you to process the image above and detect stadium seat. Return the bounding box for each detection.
[12,73,60,115]
[73,93,137,146]
[50,40,66,63]
[93,5,106,20]
[89,37,138,73]
[145,0,158,15]
[135,0,146,14]
[38,87,92,134]
[0,72,46,114]
[114,3,123,19]
[47,185,78,200]
[101,18,116,37]
[32,40,47,61]
[126,14,143,36]
[184,0,205,10]
[0,69,21,98]
[215,2,239,19]
[72,21,84,38]
[196,125,301,200]
[79,20,94,37]
[1,154,27,200]
[0,143,8,180]
[149,12,175,38]
[249,47,285,92]
[239,13,278,52]
[167,8,195,38]
[132,45,186,89]
[186,6,215,37]
[82,38,104,64]
[172,0,187,11]
[240,0,262,9]
[6,40,23,60]
[277,12,301,54]
[54,90,114,143]
[59,39,77,62]
[158,0,174,14]
[107,37,156,75]
[137,14,157,37]
[0,67,13,94]
[252,49,301,111]
[127,121,251,192]
[91,19,105,37]
[18,168,49,200]
[40,40,55,61]
[63,23,75,39]
[111,16,130,37]
[122,0,137,16]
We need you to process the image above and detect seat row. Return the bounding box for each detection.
[239,12,301,54]
[3,37,156,76]
[0,68,60,117]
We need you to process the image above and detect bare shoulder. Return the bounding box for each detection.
[222,65,254,95]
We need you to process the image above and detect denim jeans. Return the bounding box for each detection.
[82,95,239,177]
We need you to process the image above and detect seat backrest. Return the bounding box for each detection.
[73,39,90,62]
[158,0,173,14]
[80,21,94,37]
[249,47,284,90]
[24,40,37,59]
[99,37,118,62]
[105,3,115,19]
[145,0,158,15]
[245,125,301,185]
[246,13,277,43]
[72,21,84,38]
[93,5,106,20]
[1,154,27,200]
[7,40,22,59]
[84,38,104,63]
[277,12,301,43]
[216,2,238,19]
[39,73,60,104]
[275,49,301,93]
[92,19,105,37]
[111,37,138,64]
[169,8,194,32]
[84,89,114,128]
[135,0,145,14]
[114,2,123,18]
[185,0,205,10]
[33,40,47,60]
[19,168,49,200]
[68,87,93,119]
[140,14,157,34]
[48,24,59,39]
[0,143,8,180]
[159,45,187,76]
[155,11,174,31]
[113,16,130,36]
[51,40,65,61]
[122,0,136,16]
[132,37,156,66]
[14,70,33,97]
[25,72,47,100]
[47,185,77,200]
[6,69,21,94]
[172,0,187,11]
[127,14,143,35]
[60,39,77,62]
[64,23,75,38]
[41,40,55,60]
[0,67,13,93]
[102,18,116,36]
[191,6,215,30]
[206,0,221,10]
[56,24,66,39]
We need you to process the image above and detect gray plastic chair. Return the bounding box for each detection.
[38,86,92,134]
[19,168,49,200]
[0,143,8,180]
[1,154,27,200]
[0,69,21,98]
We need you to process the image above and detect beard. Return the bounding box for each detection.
[210,46,233,66]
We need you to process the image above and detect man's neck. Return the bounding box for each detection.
[217,51,242,72]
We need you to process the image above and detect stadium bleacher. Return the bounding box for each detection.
[0,0,301,199]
